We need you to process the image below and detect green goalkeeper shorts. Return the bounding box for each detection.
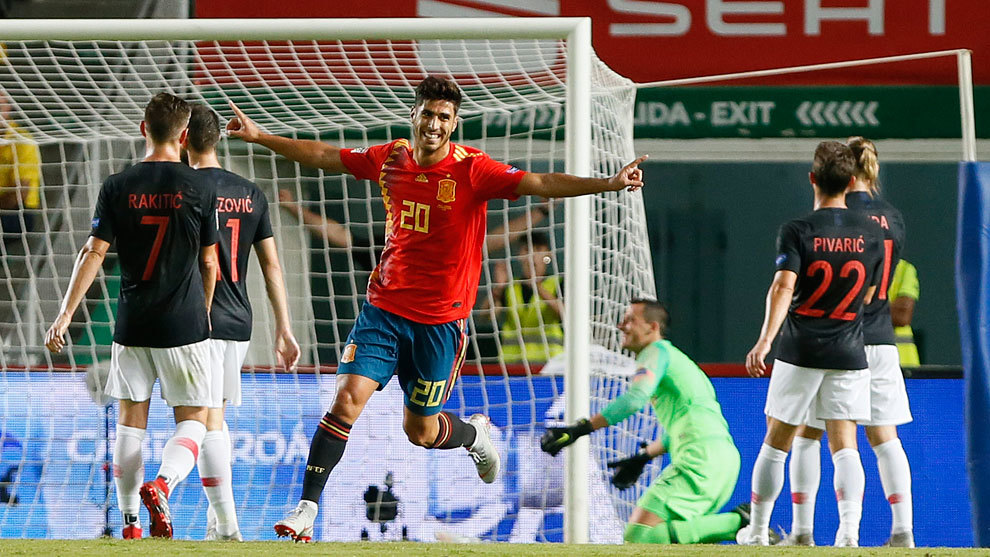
[636,436,740,522]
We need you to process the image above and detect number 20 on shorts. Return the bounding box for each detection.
[409,378,447,407]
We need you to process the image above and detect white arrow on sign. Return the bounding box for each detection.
[836,101,853,126]
[795,101,880,127]
[797,101,812,126]
[811,102,826,125]
[823,102,839,126]
[864,101,879,125]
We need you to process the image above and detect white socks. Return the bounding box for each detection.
[874,438,913,535]
[750,443,788,537]
[789,437,821,536]
[198,422,239,536]
[114,424,146,524]
[157,419,207,495]
[832,448,865,543]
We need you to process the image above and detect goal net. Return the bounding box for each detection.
[0,21,658,541]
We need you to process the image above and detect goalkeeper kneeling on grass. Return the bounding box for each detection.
[541,299,750,544]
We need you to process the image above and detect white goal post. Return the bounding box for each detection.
[0,17,647,543]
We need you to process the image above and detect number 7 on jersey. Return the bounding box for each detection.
[140,215,169,281]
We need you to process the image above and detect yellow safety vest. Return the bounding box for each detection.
[888,259,920,366]
[500,276,564,364]
[0,122,41,209]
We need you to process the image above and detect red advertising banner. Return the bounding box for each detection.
[197,0,990,85]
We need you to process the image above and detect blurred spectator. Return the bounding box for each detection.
[491,231,563,365]
[0,93,41,242]
[888,259,920,366]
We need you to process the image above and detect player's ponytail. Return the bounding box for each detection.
[847,136,880,195]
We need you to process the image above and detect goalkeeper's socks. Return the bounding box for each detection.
[832,448,865,543]
[430,412,477,450]
[301,412,352,503]
[789,436,821,536]
[198,425,239,536]
[623,522,672,544]
[157,419,207,494]
[873,438,913,535]
[750,443,788,537]
[668,512,742,544]
[114,424,146,524]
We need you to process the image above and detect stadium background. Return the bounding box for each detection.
[0,0,987,546]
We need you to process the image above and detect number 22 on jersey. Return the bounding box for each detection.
[795,260,867,321]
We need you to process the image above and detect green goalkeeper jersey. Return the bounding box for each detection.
[601,340,733,456]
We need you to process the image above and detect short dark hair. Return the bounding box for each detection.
[525,231,551,251]
[187,103,221,153]
[144,92,191,143]
[415,76,462,112]
[811,141,856,196]
[630,298,670,337]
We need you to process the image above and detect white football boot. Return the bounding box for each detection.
[274,500,317,543]
[735,524,770,546]
[467,414,500,483]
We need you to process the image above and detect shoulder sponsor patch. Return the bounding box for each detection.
[91,217,100,228]
[775,254,787,266]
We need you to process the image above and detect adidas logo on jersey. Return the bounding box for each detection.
[415,173,428,183]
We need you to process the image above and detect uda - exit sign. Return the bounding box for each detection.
[634,86,990,139]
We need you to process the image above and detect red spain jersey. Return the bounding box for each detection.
[340,139,526,324]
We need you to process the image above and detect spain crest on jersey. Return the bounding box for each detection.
[436,179,456,203]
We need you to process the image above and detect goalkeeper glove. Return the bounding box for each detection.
[540,419,594,456]
[606,450,654,490]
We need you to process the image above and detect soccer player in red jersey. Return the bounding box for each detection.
[44,93,219,539]
[226,76,647,542]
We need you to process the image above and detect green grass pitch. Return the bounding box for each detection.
[1,540,987,556]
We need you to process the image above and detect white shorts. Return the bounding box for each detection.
[806,344,912,428]
[106,339,213,408]
[209,339,250,408]
[764,360,870,426]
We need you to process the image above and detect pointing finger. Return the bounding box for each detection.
[626,154,649,169]
[228,100,247,120]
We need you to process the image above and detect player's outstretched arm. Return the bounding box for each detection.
[199,244,219,315]
[44,236,110,353]
[515,155,648,198]
[255,237,301,370]
[226,102,348,174]
[746,270,796,377]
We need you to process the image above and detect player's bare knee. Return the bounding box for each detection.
[174,405,208,425]
[866,425,897,447]
[797,424,824,441]
[763,418,798,451]
[118,399,150,428]
[205,407,225,431]
[330,390,363,421]
[825,419,858,452]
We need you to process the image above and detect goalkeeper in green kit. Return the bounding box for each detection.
[541,299,750,544]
